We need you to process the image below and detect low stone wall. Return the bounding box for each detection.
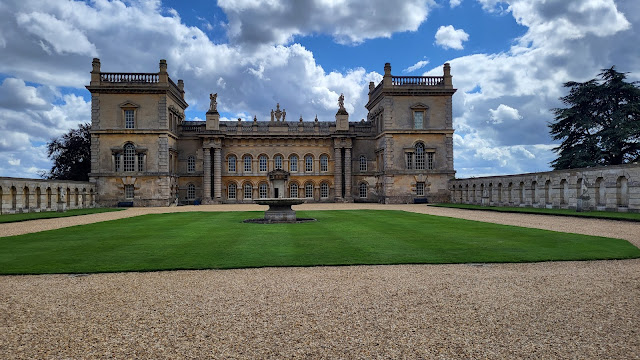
[449,164,640,213]
[0,177,96,214]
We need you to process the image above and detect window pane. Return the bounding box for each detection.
[259,155,267,172]
[228,156,236,172]
[138,154,144,172]
[124,144,135,172]
[305,156,313,172]
[414,111,423,129]
[114,153,120,171]
[359,155,367,171]
[187,184,196,200]
[275,155,283,170]
[259,183,268,198]
[305,183,313,198]
[290,183,298,198]
[244,184,252,199]
[359,183,367,198]
[416,182,425,196]
[415,143,425,170]
[427,152,434,170]
[321,183,329,198]
[187,156,195,173]
[124,184,134,199]
[125,110,134,129]
[244,156,252,172]
[290,156,298,172]
[320,155,328,172]
[406,153,413,170]
[228,184,236,199]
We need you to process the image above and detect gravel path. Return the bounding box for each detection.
[1,204,639,359]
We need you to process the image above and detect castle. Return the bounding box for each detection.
[86,58,456,206]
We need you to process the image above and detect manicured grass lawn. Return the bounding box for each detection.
[1,210,638,275]
[0,208,124,224]
[431,203,640,222]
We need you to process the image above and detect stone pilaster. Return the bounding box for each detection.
[334,147,342,200]
[213,147,222,201]
[344,147,352,201]
[203,147,211,201]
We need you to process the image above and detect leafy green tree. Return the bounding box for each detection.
[41,123,91,181]
[549,67,640,169]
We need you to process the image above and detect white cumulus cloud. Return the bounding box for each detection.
[435,25,469,50]
[488,104,522,124]
[402,60,430,73]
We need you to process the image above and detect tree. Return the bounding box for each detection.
[549,67,640,170]
[41,123,91,181]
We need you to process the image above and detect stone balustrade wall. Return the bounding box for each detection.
[0,177,96,214]
[449,164,640,213]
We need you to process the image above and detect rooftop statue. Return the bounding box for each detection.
[338,93,345,111]
[209,93,217,112]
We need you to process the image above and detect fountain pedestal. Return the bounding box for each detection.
[254,198,306,222]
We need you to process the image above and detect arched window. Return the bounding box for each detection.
[290,183,298,198]
[259,155,268,172]
[274,155,283,170]
[305,183,313,198]
[415,143,425,170]
[617,176,628,207]
[244,183,253,199]
[187,155,196,173]
[187,184,196,200]
[244,155,252,172]
[259,183,268,199]
[228,183,237,199]
[359,155,367,171]
[289,155,298,172]
[359,183,367,199]
[320,155,328,172]
[23,187,29,209]
[560,179,568,204]
[320,183,329,198]
[228,155,236,172]
[305,155,313,172]
[595,177,605,206]
[124,143,136,172]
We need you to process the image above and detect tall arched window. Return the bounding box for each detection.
[228,183,237,199]
[244,155,252,172]
[228,155,236,172]
[415,143,425,170]
[187,156,196,173]
[320,183,329,198]
[290,183,299,198]
[359,183,367,198]
[187,184,196,200]
[244,183,253,199]
[289,155,298,172]
[305,155,313,172]
[259,183,268,198]
[320,155,328,172]
[359,155,367,171]
[124,143,136,171]
[259,155,268,172]
[274,155,283,170]
[305,183,313,198]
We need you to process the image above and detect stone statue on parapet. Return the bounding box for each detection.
[209,93,217,112]
[272,103,285,121]
[338,93,345,111]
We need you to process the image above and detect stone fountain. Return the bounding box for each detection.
[244,169,315,223]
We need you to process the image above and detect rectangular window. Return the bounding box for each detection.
[416,182,425,196]
[427,152,434,170]
[124,184,134,199]
[114,154,120,172]
[406,153,413,170]
[138,154,145,172]
[413,111,423,129]
[125,110,135,129]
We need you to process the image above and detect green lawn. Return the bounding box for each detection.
[432,203,640,222]
[0,208,124,224]
[1,210,638,275]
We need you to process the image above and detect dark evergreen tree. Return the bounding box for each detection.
[549,67,640,170]
[41,123,91,181]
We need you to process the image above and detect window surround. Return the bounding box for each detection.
[410,103,429,130]
[119,101,140,129]
[111,143,147,173]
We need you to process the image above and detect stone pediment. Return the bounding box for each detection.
[268,169,290,181]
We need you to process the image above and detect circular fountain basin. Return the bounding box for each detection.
[245,198,314,223]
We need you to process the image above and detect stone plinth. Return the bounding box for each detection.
[254,198,306,222]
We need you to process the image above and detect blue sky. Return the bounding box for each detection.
[0,0,638,178]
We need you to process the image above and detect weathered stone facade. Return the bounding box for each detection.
[0,177,95,214]
[88,59,456,206]
[449,164,640,213]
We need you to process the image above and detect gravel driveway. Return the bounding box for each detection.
[1,204,639,359]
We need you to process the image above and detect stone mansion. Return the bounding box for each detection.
[86,58,456,206]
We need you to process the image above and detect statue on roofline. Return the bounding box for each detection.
[338,93,345,111]
[209,93,217,112]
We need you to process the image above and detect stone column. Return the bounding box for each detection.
[213,147,222,201]
[203,147,212,201]
[334,147,342,200]
[344,147,352,201]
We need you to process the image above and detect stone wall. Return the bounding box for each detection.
[449,164,640,213]
[0,177,96,214]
